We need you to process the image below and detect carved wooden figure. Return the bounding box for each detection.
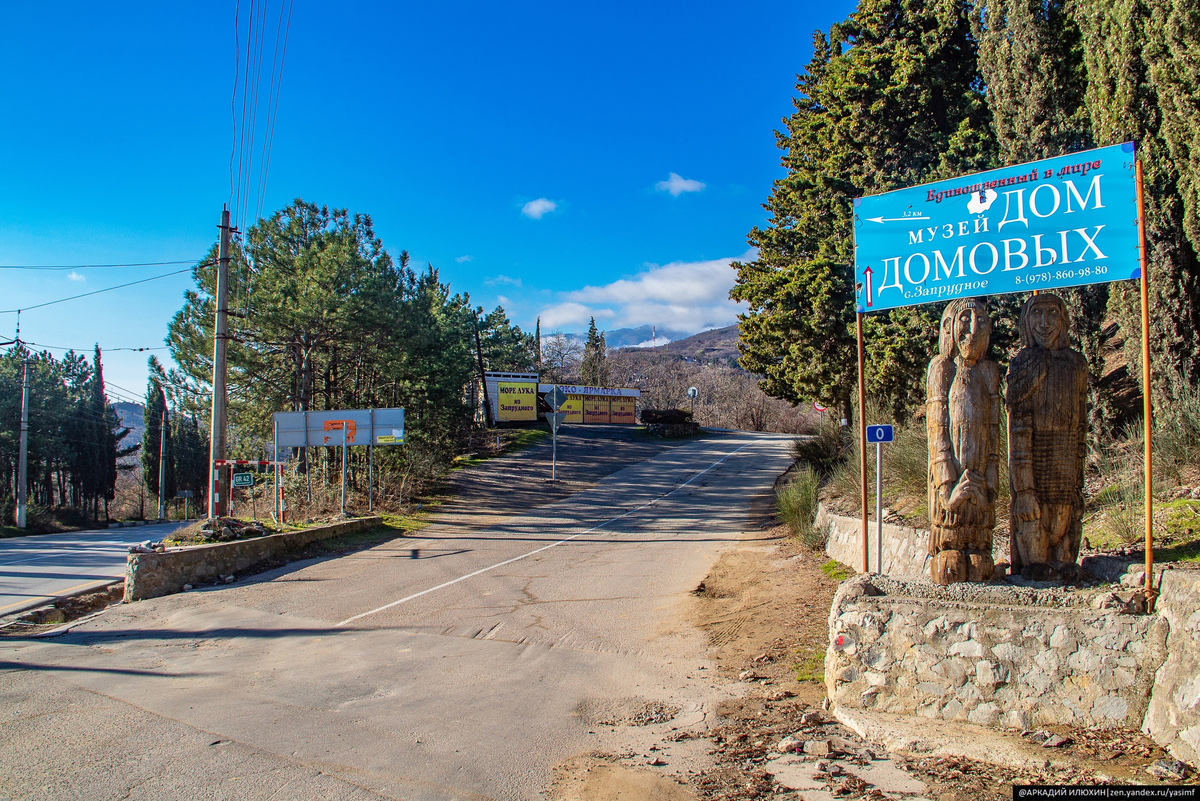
[1007,293,1088,582]
[927,298,1000,584]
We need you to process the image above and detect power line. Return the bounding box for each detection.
[0,266,202,314]
[24,340,167,354]
[256,0,294,223]
[0,260,198,271]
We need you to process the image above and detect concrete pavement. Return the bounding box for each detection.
[0,432,794,801]
[0,521,191,617]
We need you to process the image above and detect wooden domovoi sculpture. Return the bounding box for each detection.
[1007,293,1089,582]
[927,298,1001,585]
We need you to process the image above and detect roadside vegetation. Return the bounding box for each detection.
[786,383,1200,564]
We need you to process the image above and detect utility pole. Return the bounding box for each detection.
[208,207,232,518]
[16,361,29,529]
[157,406,168,520]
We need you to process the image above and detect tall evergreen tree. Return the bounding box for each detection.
[580,318,609,387]
[141,362,176,508]
[732,0,996,422]
[972,0,1117,438]
[1074,0,1200,398]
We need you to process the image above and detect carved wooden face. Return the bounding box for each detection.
[1027,298,1065,350]
[953,304,990,362]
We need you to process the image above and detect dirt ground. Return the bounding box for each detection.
[549,520,1193,801]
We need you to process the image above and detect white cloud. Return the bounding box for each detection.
[68,271,85,282]
[655,173,706,197]
[485,274,522,287]
[521,198,558,219]
[539,302,616,330]
[455,255,473,263]
[497,295,510,306]
[538,251,752,333]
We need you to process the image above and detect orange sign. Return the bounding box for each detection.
[322,420,357,444]
[610,399,636,425]
[584,397,610,424]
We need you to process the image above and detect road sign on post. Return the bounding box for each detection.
[546,390,568,479]
[866,425,894,574]
[866,425,894,443]
[232,472,254,487]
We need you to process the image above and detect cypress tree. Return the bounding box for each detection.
[141,370,175,507]
[580,318,608,387]
[1075,0,1200,398]
[732,0,996,422]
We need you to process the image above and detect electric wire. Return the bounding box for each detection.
[256,0,293,223]
[24,341,167,354]
[0,261,197,271]
[230,0,242,214]
[0,267,200,314]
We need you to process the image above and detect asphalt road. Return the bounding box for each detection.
[0,432,794,801]
[0,521,191,617]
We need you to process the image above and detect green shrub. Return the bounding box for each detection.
[1155,371,1200,477]
[777,467,825,548]
[792,416,849,475]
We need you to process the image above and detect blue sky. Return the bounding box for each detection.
[0,0,856,399]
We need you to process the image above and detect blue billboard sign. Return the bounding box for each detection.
[853,143,1140,313]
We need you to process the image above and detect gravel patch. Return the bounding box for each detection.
[858,574,1098,608]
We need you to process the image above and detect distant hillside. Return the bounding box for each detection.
[601,325,691,349]
[621,324,740,365]
[113,401,145,457]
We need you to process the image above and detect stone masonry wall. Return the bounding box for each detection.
[1143,569,1200,763]
[124,516,383,602]
[825,576,1170,731]
[819,505,930,578]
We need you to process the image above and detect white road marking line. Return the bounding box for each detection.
[335,439,758,627]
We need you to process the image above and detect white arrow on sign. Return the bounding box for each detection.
[865,215,930,224]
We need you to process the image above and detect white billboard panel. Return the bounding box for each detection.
[273,408,405,447]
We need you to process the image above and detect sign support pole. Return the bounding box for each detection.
[856,311,869,574]
[1136,159,1156,611]
[340,435,348,516]
[369,408,374,513]
[876,440,883,574]
[273,420,280,524]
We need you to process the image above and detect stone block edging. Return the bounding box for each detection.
[124,516,383,602]
[818,502,932,577]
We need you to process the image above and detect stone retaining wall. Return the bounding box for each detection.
[820,504,1200,761]
[825,576,1170,731]
[818,504,931,577]
[1143,570,1200,763]
[124,516,383,602]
